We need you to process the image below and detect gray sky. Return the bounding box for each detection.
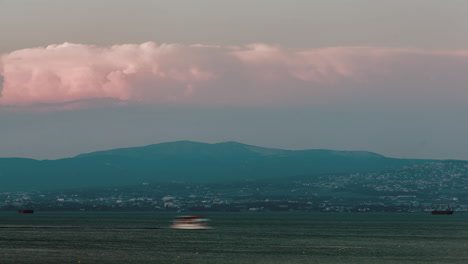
[2,105,468,160]
[1,0,468,52]
[1,0,468,160]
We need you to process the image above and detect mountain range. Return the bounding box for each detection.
[0,141,434,190]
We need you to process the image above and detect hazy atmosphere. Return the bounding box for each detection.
[2,2,468,264]
[1,0,468,160]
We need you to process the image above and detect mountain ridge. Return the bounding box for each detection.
[74,140,386,159]
[0,141,433,191]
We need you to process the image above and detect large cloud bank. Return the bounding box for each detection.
[1,42,468,109]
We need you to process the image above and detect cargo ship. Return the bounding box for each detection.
[431,210,453,215]
[18,210,34,214]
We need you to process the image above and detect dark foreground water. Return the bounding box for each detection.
[0,212,467,264]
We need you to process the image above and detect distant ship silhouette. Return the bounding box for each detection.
[431,210,453,215]
[18,210,34,214]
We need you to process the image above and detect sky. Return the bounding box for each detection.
[1,0,468,160]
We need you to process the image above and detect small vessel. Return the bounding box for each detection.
[170,215,212,230]
[431,210,453,215]
[18,210,34,214]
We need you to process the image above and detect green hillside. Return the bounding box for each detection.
[0,141,431,190]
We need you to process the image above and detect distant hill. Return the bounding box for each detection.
[0,141,432,190]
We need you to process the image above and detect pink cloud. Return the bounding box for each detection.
[1,42,468,109]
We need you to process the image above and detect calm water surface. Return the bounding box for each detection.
[0,212,467,264]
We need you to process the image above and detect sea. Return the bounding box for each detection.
[0,212,467,264]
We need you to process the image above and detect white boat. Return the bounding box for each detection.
[170,215,212,230]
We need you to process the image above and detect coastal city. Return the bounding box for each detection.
[2,161,467,213]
